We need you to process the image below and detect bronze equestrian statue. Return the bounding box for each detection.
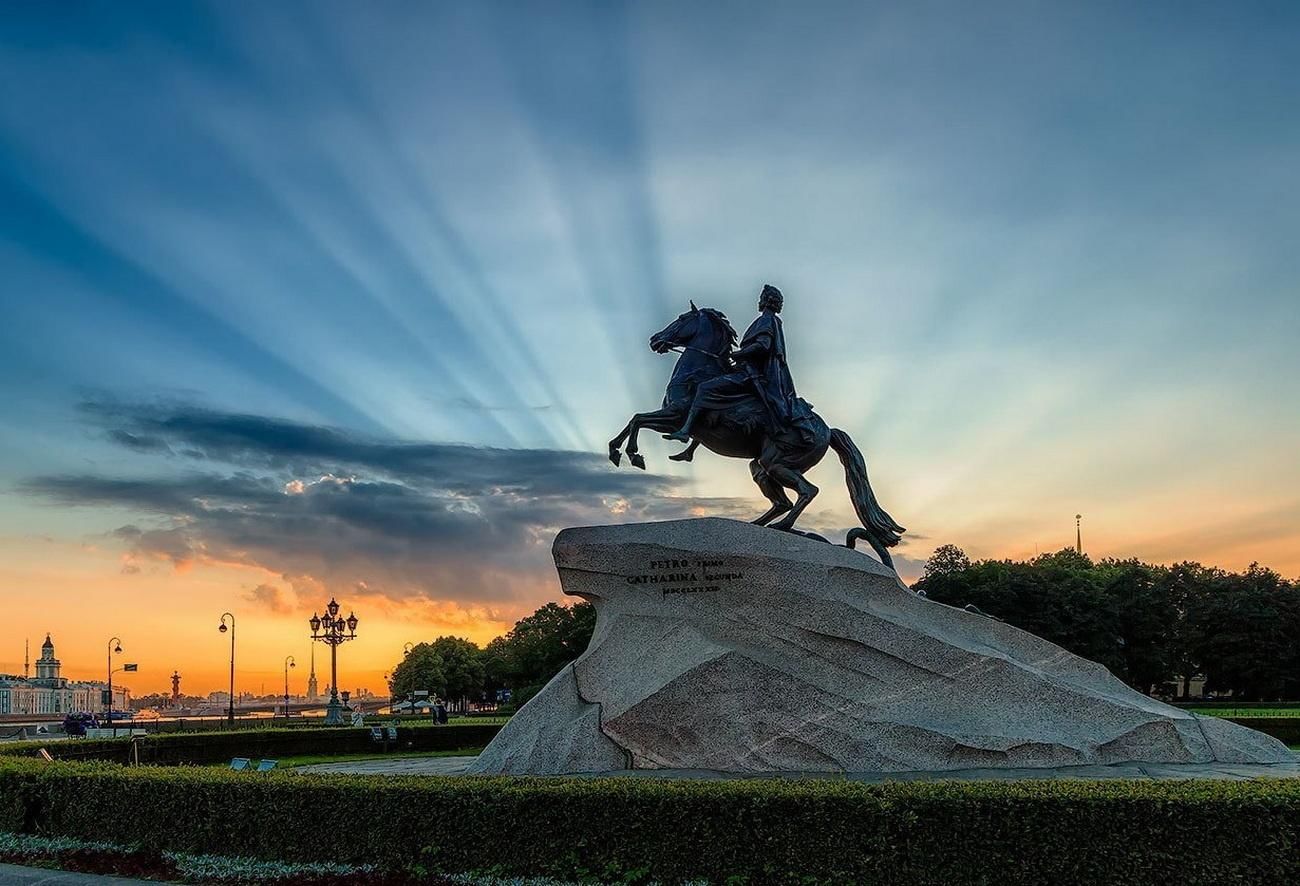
[608,284,905,569]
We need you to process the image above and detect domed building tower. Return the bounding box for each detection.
[35,634,61,682]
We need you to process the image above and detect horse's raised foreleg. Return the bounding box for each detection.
[623,407,683,470]
[766,462,820,531]
[750,459,793,525]
[608,418,637,466]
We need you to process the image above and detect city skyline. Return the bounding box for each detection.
[2,2,1297,695]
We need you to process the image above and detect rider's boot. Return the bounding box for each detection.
[668,440,699,462]
[664,406,701,443]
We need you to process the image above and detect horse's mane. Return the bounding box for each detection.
[699,308,738,349]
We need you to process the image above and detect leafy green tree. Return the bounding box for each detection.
[428,636,486,711]
[922,544,972,579]
[1097,558,1176,694]
[487,601,596,705]
[1161,561,1217,698]
[1189,564,1300,699]
[388,643,446,701]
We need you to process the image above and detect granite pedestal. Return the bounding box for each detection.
[471,519,1292,775]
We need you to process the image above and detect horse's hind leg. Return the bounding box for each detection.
[766,462,819,531]
[750,460,793,525]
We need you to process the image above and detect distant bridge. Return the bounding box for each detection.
[0,698,396,729]
[187,698,396,716]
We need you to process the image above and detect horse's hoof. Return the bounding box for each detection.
[608,448,621,467]
[630,453,646,470]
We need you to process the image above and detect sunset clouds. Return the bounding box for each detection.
[20,400,746,609]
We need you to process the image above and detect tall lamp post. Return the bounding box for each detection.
[217,612,235,726]
[106,637,121,737]
[309,598,358,726]
[283,655,296,717]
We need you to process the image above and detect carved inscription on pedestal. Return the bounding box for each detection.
[626,558,745,597]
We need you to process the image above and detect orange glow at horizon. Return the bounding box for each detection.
[0,537,522,697]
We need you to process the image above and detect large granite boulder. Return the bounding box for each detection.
[471,518,1291,775]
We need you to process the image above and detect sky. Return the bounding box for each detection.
[0,1,1296,697]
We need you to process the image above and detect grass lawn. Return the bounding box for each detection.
[208,747,485,768]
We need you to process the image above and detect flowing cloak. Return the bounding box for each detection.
[740,312,798,425]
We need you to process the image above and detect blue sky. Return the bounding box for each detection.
[0,1,1296,689]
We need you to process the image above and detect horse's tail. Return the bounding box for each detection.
[829,428,905,566]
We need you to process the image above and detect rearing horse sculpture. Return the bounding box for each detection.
[608,303,905,568]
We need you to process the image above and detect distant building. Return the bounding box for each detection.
[0,634,129,715]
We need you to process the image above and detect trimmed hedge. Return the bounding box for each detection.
[1225,717,1300,745]
[0,724,500,766]
[2,758,1299,884]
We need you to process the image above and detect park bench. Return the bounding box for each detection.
[370,725,400,751]
[229,757,278,772]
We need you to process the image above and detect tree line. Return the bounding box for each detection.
[915,545,1300,700]
[387,602,596,711]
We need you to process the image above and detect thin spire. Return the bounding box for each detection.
[1076,514,1082,555]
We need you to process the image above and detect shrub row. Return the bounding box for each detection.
[1225,717,1300,744]
[1,757,1299,884]
[0,723,501,766]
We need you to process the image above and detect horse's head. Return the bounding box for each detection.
[649,301,736,355]
[649,301,702,354]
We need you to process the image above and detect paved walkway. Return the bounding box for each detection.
[296,755,1300,782]
[0,864,162,885]
[298,755,476,776]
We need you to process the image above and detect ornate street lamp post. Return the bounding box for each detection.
[309,598,358,725]
[283,655,296,718]
[217,612,235,726]
[106,637,121,737]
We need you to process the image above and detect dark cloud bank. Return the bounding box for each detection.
[21,400,750,608]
